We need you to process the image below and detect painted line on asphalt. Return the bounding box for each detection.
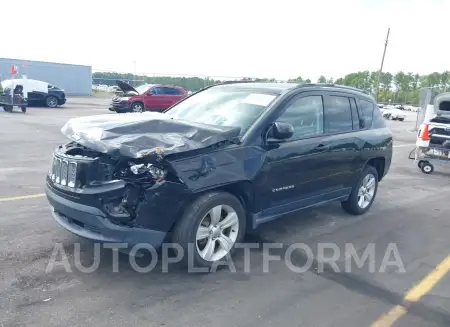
[370,254,450,327]
[0,193,46,202]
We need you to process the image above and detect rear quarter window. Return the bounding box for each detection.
[360,99,386,129]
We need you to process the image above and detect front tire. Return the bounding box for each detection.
[341,166,379,215]
[21,107,26,113]
[172,191,246,268]
[45,96,58,108]
[131,102,144,113]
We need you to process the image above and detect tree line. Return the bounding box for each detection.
[93,70,450,104]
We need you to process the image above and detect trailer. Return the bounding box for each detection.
[409,92,450,174]
[0,84,27,113]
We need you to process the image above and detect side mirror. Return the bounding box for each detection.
[270,122,294,140]
[145,92,152,96]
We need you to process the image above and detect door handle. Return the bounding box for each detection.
[315,144,330,151]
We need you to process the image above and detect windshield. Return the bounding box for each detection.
[135,85,150,94]
[166,88,278,135]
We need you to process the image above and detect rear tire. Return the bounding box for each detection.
[398,118,404,121]
[172,191,246,269]
[341,165,379,215]
[421,162,434,174]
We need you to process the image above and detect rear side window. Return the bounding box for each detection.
[325,96,353,133]
[156,87,184,95]
[167,87,184,95]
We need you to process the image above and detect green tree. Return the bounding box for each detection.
[288,76,304,83]
[92,69,450,105]
[317,75,327,83]
[440,71,450,92]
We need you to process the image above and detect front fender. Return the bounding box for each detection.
[167,146,266,193]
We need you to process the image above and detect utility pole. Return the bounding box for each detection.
[133,60,136,86]
[375,28,390,101]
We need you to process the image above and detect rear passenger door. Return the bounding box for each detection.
[322,92,363,191]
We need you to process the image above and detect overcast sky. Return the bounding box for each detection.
[3,0,449,81]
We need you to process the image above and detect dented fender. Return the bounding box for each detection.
[167,146,267,193]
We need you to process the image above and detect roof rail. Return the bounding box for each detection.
[295,83,370,95]
[217,80,257,85]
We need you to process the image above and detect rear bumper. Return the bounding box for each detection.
[45,184,166,247]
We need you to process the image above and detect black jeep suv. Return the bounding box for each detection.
[45,82,392,267]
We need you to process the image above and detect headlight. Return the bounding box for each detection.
[130,163,166,180]
[148,166,166,180]
[121,97,130,102]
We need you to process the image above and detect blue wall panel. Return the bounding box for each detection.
[0,58,92,96]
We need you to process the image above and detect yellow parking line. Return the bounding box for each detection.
[0,193,46,202]
[370,254,450,327]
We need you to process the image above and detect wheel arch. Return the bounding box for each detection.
[130,101,145,111]
[365,157,386,181]
[166,180,255,234]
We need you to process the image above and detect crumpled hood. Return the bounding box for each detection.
[60,112,241,159]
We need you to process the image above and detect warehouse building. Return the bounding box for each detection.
[0,58,92,96]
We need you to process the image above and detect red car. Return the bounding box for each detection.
[109,81,188,113]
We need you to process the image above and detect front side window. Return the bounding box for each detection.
[276,95,324,139]
[166,88,278,135]
[324,96,353,133]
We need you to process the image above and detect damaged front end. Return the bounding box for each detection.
[46,112,242,245]
[46,141,192,244]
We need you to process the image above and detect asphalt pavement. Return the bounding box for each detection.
[0,100,449,327]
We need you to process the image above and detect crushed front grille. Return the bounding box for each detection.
[50,155,78,188]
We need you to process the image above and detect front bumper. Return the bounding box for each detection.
[109,102,131,112]
[59,98,67,105]
[45,184,167,247]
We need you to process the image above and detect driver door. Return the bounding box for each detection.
[254,92,336,218]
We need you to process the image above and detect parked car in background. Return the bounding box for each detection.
[1,78,66,108]
[109,81,187,113]
[382,107,406,121]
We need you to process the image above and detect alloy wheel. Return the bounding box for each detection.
[195,205,239,262]
[357,174,376,209]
